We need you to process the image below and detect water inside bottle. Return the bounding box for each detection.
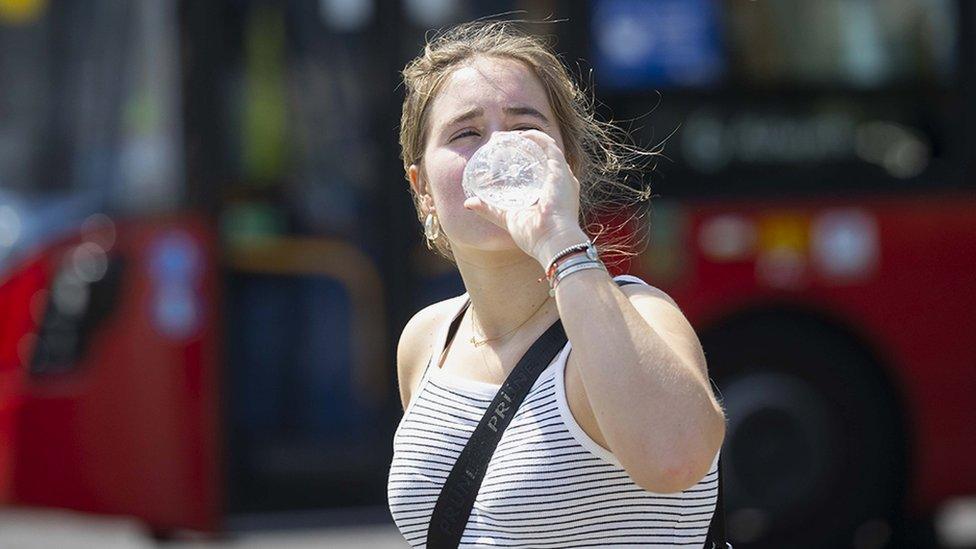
[462,132,547,210]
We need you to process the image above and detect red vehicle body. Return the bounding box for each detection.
[0,217,222,533]
[641,191,976,518]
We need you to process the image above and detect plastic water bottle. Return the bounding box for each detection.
[462,131,548,211]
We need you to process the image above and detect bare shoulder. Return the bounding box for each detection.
[614,280,708,381]
[616,278,682,308]
[397,295,464,410]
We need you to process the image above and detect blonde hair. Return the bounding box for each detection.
[399,19,656,270]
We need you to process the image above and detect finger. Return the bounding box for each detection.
[464,196,507,228]
[540,165,563,201]
[524,134,574,192]
[519,130,565,163]
[463,196,481,211]
[518,128,554,145]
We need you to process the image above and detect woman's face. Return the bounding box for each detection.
[410,55,566,253]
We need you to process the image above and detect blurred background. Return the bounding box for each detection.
[0,0,974,548]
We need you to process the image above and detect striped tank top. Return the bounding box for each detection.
[388,274,720,548]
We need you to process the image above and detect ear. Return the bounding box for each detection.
[409,164,435,212]
[408,164,423,196]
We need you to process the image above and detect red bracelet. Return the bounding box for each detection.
[537,252,583,284]
[545,251,586,283]
[536,240,597,284]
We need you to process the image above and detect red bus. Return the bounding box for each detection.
[583,1,976,547]
[0,0,223,535]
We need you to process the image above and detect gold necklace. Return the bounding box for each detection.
[474,339,498,382]
[469,295,552,347]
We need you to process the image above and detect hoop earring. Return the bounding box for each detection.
[424,212,440,246]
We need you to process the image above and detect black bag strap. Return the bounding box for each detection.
[705,455,729,548]
[426,279,729,549]
[426,313,568,548]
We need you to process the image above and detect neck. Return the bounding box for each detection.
[453,246,556,345]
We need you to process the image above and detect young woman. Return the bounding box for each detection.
[388,20,727,548]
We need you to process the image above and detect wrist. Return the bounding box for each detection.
[550,259,608,294]
[533,226,590,269]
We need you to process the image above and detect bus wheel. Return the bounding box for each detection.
[702,315,906,549]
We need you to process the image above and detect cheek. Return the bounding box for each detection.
[427,153,468,206]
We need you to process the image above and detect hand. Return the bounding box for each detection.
[463,129,588,267]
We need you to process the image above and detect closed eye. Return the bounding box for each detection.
[450,126,543,142]
[451,130,478,141]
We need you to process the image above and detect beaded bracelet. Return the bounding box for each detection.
[544,240,591,278]
[537,250,586,286]
[547,254,594,284]
[542,238,601,282]
[548,260,607,296]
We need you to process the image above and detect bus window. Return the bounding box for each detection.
[0,2,182,203]
[0,3,110,194]
[588,0,966,198]
[726,0,956,88]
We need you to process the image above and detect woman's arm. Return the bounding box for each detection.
[540,231,727,494]
[459,128,725,492]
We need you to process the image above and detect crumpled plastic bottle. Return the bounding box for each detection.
[462,131,548,211]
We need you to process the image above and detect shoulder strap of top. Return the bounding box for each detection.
[444,297,471,350]
[418,296,471,382]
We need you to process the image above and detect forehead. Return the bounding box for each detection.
[427,57,552,129]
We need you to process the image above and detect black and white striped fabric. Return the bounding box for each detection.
[388,274,720,548]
